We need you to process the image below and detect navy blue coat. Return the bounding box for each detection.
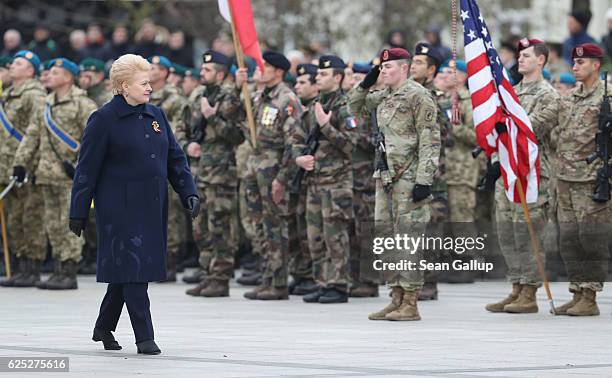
[70,95,198,283]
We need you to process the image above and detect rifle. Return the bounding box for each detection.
[289,94,338,194]
[371,110,392,192]
[586,71,612,202]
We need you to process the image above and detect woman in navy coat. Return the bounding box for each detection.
[68,54,199,355]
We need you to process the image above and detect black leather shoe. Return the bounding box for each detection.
[319,288,348,304]
[293,279,318,295]
[136,340,161,355]
[302,288,324,303]
[92,328,122,350]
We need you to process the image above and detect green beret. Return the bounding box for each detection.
[184,68,200,79]
[79,58,105,73]
[0,56,11,69]
[169,64,187,77]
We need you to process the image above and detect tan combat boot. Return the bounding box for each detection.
[200,280,229,297]
[368,287,403,320]
[504,284,538,313]
[567,288,599,316]
[244,283,269,300]
[256,286,289,300]
[385,290,421,321]
[185,279,209,297]
[552,289,582,315]
[485,283,522,312]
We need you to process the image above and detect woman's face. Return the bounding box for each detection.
[123,70,152,104]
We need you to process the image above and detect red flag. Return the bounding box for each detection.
[227,0,265,71]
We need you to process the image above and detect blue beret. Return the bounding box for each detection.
[202,50,231,67]
[13,50,41,75]
[439,59,467,73]
[79,58,105,73]
[296,63,318,77]
[319,55,346,69]
[559,72,576,85]
[148,55,172,69]
[263,51,290,71]
[351,62,371,74]
[543,68,551,81]
[50,58,79,77]
[414,43,443,66]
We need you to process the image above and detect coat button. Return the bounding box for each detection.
[145,134,150,138]
[150,153,156,159]
[138,114,143,120]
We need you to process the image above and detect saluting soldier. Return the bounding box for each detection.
[0,50,47,287]
[12,57,98,290]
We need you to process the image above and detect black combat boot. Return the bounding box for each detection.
[0,258,26,287]
[46,260,78,290]
[14,259,42,287]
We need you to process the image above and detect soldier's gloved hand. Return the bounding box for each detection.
[494,122,507,134]
[11,166,26,184]
[478,161,501,192]
[359,65,380,89]
[412,184,431,203]
[185,195,200,219]
[69,218,87,237]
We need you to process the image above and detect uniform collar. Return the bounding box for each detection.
[6,78,39,97]
[48,85,84,106]
[111,95,155,118]
[573,79,603,99]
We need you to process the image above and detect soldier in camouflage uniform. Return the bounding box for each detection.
[483,39,559,314]
[148,55,190,282]
[13,58,97,290]
[553,43,611,316]
[347,63,380,298]
[78,57,113,274]
[0,51,47,287]
[288,63,318,296]
[236,51,303,300]
[294,56,355,304]
[182,50,244,297]
[349,48,440,321]
[181,68,202,99]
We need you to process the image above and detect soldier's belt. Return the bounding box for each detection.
[0,103,23,142]
[44,103,80,152]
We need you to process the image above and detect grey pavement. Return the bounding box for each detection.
[0,274,611,377]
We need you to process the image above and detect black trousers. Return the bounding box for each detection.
[95,283,154,344]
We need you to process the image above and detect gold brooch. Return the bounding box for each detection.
[152,121,161,133]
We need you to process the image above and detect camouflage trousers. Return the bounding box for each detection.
[557,180,611,292]
[375,177,430,292]
[306,180,353,292]
[447,184,478,258]
[288,190,312,281]
[495,178,549,286]
[423,190,448,283]
[349,188,379,285]
[196,184,237,282]
[193,184,212,270]
[42,185,83,262]
[255,151,290,287]
[167,185,186,256]
[244,155,265,259]
[4,183,47,261]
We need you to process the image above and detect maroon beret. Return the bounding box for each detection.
[380,48,411,63]
[572,43,604,59]
[517,38,544,53]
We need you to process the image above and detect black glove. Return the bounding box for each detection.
[185,195,200,219]
[12,166,26,184]
[412,184,431,203]
[495,122,507,134]
[359,65,380,89]
[69,218,87,237]
[477,161,501,192]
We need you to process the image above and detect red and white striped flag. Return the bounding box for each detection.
[461,0,540,203]
[218,0,265,71]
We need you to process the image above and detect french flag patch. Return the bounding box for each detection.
[345,116,357,129]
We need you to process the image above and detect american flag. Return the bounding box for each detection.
[461,0,540,203]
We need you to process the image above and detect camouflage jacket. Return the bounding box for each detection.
[514,78,559,180]
[423,80,449,192]
[149,83,189,136]
[252,82,303,185]
[556,79,603,182]
[292,90,355,186]
[0,78,46,184]
[349,79,440,186]
[86,81,112,108]
[191,82,245,186]
[347,88,375,191]
[13,85,97,186]
[444,87,480,188]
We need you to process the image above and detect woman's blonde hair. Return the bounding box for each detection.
[110,54,151,95]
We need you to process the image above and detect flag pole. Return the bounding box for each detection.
[514,178,556,314]
[0,200,11,278]
[228,4,257,148]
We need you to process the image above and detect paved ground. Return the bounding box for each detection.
[0,273,611,377]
